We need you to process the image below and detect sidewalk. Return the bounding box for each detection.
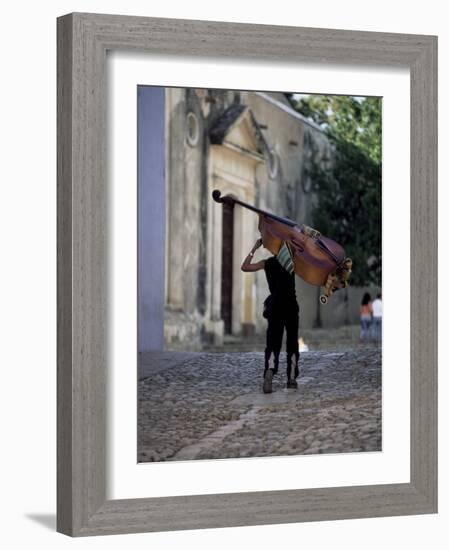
[138,347,381,462]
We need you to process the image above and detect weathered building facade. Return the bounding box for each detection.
[163,87,332,350]
[138,87,379,352]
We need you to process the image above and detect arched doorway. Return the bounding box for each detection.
[205,106,266,344]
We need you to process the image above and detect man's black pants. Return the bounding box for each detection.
[264,307,299,381]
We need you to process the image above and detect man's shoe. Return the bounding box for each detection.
[263,369,273,394]
[287,378,298,389]
[294,364,300,379]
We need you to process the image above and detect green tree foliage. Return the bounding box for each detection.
[290,94,382,286]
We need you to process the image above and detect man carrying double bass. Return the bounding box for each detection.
[214,188,351,394]
[241,238,300,394]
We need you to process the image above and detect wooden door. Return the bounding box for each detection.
[221,203,234,334]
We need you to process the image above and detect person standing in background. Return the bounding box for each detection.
[360,292,372,342]
[372,293,382,343]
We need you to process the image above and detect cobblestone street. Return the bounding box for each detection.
[138,347,381,462]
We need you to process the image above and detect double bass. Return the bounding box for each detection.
[212,189,352,304]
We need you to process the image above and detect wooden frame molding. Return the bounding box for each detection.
[57,12,437,536]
